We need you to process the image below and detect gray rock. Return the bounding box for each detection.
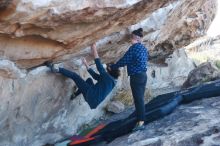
[182,62,220,88]
[106,101,125,114]
[0,66,115,146]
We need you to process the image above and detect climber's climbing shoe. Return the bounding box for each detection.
[132,122,145,132]
[44,61,59,73]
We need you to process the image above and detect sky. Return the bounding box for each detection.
[207,0,220,37]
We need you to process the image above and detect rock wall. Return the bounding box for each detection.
[0,0,216,69]
[0,0,218,145]
[0,0,176,69]
[0,64,120,146]
[147,49,195,96]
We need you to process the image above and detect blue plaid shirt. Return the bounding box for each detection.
[111,43,148,76]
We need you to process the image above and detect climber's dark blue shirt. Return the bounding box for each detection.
[86,58,116,109]
[111,43,148,76]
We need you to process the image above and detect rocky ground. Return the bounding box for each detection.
[95,96,220,146]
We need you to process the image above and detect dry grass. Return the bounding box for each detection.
[145,88,154,103]
[186,36,220,68]
[113,90,133,106]
[113,88,154,106]
[216,60,220,69]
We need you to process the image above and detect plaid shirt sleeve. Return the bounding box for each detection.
[111,47,133,69]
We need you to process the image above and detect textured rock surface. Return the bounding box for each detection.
[182,62,220,88]
[106,100,125,114]
[95,96,220,146]
[0,0,216,69]
[0,59,26,79]
[0,0,218,146]
[0,65,118,146]
[147,49,196,96]
[0,0,174,69]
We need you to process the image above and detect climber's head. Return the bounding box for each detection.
[106,63,120,79]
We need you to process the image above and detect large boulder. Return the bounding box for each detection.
[0,65,117,146]
[0,0,218,145]
[106,100,125,114]
[0,0,176,69]
[182,62,220,88]
[0,0,217,69]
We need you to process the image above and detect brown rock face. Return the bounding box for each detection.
[0,0,216,69]
[0,0,174,69]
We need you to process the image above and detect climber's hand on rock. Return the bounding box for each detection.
[91,43,97,50]
[90,43,99,59]
[82,57,89,69]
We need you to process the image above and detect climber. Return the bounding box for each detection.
[45,43,120,109]
[108,28,148,131]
